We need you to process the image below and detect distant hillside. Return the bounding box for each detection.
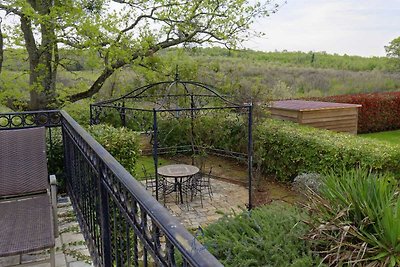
[179,47,397,72]
[1,47,400,109]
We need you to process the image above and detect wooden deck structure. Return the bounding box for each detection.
[269,100,362,134]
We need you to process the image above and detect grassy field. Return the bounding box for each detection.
[135,156,172,180]
[360,130,400,145]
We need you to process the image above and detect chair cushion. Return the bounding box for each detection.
[0,194,55,257]
[0,127,49,197]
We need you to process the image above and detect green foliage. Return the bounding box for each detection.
[255,119,400,181]
[47,128,64,175]
[62,99,92,127]
[0,104,12,113]
[135,156,171,181]
[2,46,400,110]
[157,117,191,149]
[46,128,65,192]
[200,204,321,266]
[0,70,29,110]
[193,47,396,72]
[361,130,400,145]
[87,124,139,175]
[1,0,279,108]
[307,168,400,266]
[157,112,247,154]
[385,37,400,60]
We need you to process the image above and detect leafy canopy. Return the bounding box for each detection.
[0,0,281,109]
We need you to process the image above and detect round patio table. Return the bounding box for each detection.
[157,164,199,204]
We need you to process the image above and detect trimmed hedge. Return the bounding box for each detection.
[315,92,400,133]
[157,113,247,154]
[256,119,400,181]
[88,124,140,175]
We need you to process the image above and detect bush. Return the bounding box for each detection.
[255,119,400,181]
[62,99,92,127]
[87,124,140,175]
[200,204,320,266]
[315,92,400,133]
[46,128,66,192]
[157,113,248,154]
[307,168,400,266]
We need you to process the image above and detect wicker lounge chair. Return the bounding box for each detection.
[0,127,58,267]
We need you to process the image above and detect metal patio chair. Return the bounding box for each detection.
[191,167,213,207]
[0,127,58,267]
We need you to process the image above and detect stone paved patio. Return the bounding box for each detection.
[0,197,92,267]
[147,178,248,230]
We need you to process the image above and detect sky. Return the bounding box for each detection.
[245,0,400,57]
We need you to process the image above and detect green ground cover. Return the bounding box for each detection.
[361,130,400,145]
[201,203,321,266]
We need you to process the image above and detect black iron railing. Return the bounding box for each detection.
[0,110,222,267]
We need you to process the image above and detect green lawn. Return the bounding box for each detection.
[135,156,172,180]
[361,130,400,145]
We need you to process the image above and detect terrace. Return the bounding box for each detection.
[0,110,223,266]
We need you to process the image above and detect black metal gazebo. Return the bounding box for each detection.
[90,78,254,209]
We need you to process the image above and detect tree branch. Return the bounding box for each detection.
[66,31,198,103]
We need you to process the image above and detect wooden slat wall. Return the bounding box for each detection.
[270,107,359,134]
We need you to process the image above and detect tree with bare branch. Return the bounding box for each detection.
[0,0,281,110]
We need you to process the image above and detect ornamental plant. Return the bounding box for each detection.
[200,204,321,266]
[306,168,400,266]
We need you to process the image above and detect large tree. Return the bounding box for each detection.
[385,37,400,59]
[0,0,280,110]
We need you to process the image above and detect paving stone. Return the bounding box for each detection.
[22,263,48,267]
[55,253,67,267]
[61,233,85,245]
[0,255,19,266]
[68,261,93,267]
[145,178,247,229]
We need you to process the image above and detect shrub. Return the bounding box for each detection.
[87,124,140,175]
[157,113,248,154]
[307,168,400,266]
[200,204,320,266]
[315,92,400,133]
[46,128,64,174]
[255,119,400,181]
[62,99,92,127]
[46,128,66,192]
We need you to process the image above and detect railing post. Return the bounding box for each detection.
[190,94,195,165]
[121,101,126,127]
[248,104,253,211]
[89,104,93,125]
[153,108,159,201]
[98,165,112,266]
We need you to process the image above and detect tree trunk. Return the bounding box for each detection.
[23,0,57,110]
[0,19,3,74]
